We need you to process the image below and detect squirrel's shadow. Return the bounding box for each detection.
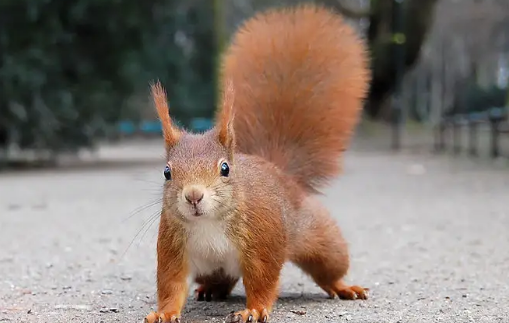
[181,292,333,322]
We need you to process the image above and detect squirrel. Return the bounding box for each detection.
[144,4,370,323]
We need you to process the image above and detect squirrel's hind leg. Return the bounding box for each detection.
[194,270,239,302]
[290,197,369,300]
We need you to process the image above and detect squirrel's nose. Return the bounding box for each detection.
[184,187,204,206]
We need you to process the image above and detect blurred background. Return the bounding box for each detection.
[1,1,509,322]
[0,0,508,167]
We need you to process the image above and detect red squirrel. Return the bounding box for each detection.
[144,4,370,323]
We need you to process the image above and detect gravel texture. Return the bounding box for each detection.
[1,140,508,323]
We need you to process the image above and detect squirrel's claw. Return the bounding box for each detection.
[144,312,180,323]
[328,282,369,300]
[224,309,269,323]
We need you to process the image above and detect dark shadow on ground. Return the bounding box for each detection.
[177,292,346,322]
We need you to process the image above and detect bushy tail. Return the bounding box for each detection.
[218,4,370,193]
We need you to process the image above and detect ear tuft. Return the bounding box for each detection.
[218,80,236,152]
[151,81,180,146]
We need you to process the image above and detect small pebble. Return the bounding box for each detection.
[99,307,119,313]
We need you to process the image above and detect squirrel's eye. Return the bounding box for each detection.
[163,165,172,180]
[220,162,230,177]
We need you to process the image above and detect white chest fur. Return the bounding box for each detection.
[186,219,241,279]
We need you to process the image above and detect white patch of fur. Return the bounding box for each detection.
[186,219,241,279]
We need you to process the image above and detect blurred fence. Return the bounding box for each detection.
[1,0,509,167]
[399,0,509,157]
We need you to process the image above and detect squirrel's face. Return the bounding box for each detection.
[161,131,236,222]
[151,80,236,222]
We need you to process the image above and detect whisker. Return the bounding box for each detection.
[210,196,228,210]
[122,198,162,223]
[137,213,162,248]
[118,209,161,261]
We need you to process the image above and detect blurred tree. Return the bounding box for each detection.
[0,0,215,157]
[213,0,227,103]
[317,0,440,119]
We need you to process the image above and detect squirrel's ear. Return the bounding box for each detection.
[151,81,181,147]
[217,80,236,151]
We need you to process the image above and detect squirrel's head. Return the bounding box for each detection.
[151,81,236,222]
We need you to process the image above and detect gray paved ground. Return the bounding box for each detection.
[1,139,508,323]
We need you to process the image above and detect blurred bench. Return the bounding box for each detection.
[435,106,509,158]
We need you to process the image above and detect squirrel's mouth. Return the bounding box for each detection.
[191,208,203,217]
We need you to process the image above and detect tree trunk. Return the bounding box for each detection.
[214,0,226,105]
[368,0,440,119]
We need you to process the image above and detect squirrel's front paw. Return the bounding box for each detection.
[225,308,269,323]
[144,311,180,323]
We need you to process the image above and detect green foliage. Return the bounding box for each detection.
[0,0,216,154]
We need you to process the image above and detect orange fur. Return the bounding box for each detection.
[218,4,370,193]
[218,80,235,145]
[145,215,188,323]
[146,4,370,323]
[217,80,236,159]
[151,81,181,147]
